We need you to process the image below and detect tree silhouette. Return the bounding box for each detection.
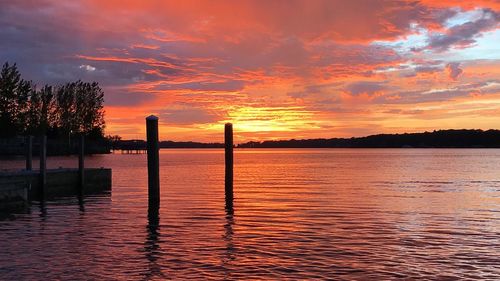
[0,62,106,140]
[0,62,31,137]
[237,130,500,148]
[26,85,56,135]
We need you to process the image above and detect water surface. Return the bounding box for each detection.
[1,149,499,279]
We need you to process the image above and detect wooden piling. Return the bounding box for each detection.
[146,115,160,218]
[25,135,33,171]
[39,135,47,201]
[225,123,234,208]
[78,134,85,197]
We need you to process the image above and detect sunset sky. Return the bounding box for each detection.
[1,0,499,142]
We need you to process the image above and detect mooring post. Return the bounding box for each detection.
[25,135,33,171]
[39,135,47,201]
[225,123,234,208]
[78,134,85,197]
[146,115,160,218]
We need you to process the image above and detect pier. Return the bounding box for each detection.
[0,135,112,211]
[117,140,147,154]
[0,168,111,202]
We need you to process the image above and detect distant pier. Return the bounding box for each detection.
[117,140,147,154]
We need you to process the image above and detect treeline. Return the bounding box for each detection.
[0,62,105,139]
[113,129,500,150]
[160,141,224,148]
[237,130,500,148]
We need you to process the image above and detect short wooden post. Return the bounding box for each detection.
[25,135,33,171]
[225,123,234,208]
[146,115,160,218]
[39,135,47,201]
[78,134,85,197]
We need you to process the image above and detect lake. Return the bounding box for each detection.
[1,149,499,279]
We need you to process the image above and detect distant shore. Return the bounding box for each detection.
[2,129,499,156]
[113,129,500,150]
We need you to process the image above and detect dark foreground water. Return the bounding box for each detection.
[0,149,499,280]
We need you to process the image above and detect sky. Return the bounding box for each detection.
[1,0,499,142]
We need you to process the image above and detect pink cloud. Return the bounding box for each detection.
[445,62,463,80]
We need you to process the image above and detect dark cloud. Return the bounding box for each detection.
[415,65,442,73]
[287,91,310,99]
[425,8,499,51]
[345,81,387,96]
[286,82,343,99]
[445,62,463,80]
[400,61,444,77]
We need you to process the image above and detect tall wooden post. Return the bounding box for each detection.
[78,134,85,197]
[25,135,33,171]
[39,135,47,201]
[225,123,234,209]
[146,115,160,218]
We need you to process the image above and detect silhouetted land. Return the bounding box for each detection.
[161,141,224,148]
[111,129,500,150]
[237,130,500,148]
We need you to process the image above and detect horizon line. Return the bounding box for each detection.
[118,128,499,143]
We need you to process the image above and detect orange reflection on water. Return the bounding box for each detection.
[0,149,499,279]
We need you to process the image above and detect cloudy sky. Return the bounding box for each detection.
[1,0,499,142]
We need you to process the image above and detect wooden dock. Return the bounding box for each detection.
[0,168,111,210]
[0,134,113,212]
[0,178,28,211]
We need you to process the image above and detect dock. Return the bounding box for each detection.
[0,178,28,211]
[0,134,112,211]
[0,168,111,210]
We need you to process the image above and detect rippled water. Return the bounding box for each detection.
[1,149,499,280]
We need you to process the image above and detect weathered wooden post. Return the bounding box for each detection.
[78,134,85,197]
[225,123,234,209]
[39,135,47,201]
[146,115,160,218]
[25,135,33,171]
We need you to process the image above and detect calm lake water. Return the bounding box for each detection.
[1,149,499,280]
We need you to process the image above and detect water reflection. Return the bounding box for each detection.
[1,149,500,279]
[143,215,164,280]
[38,202,47,219]
[78,196,85,213]
[222,205,235,280]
